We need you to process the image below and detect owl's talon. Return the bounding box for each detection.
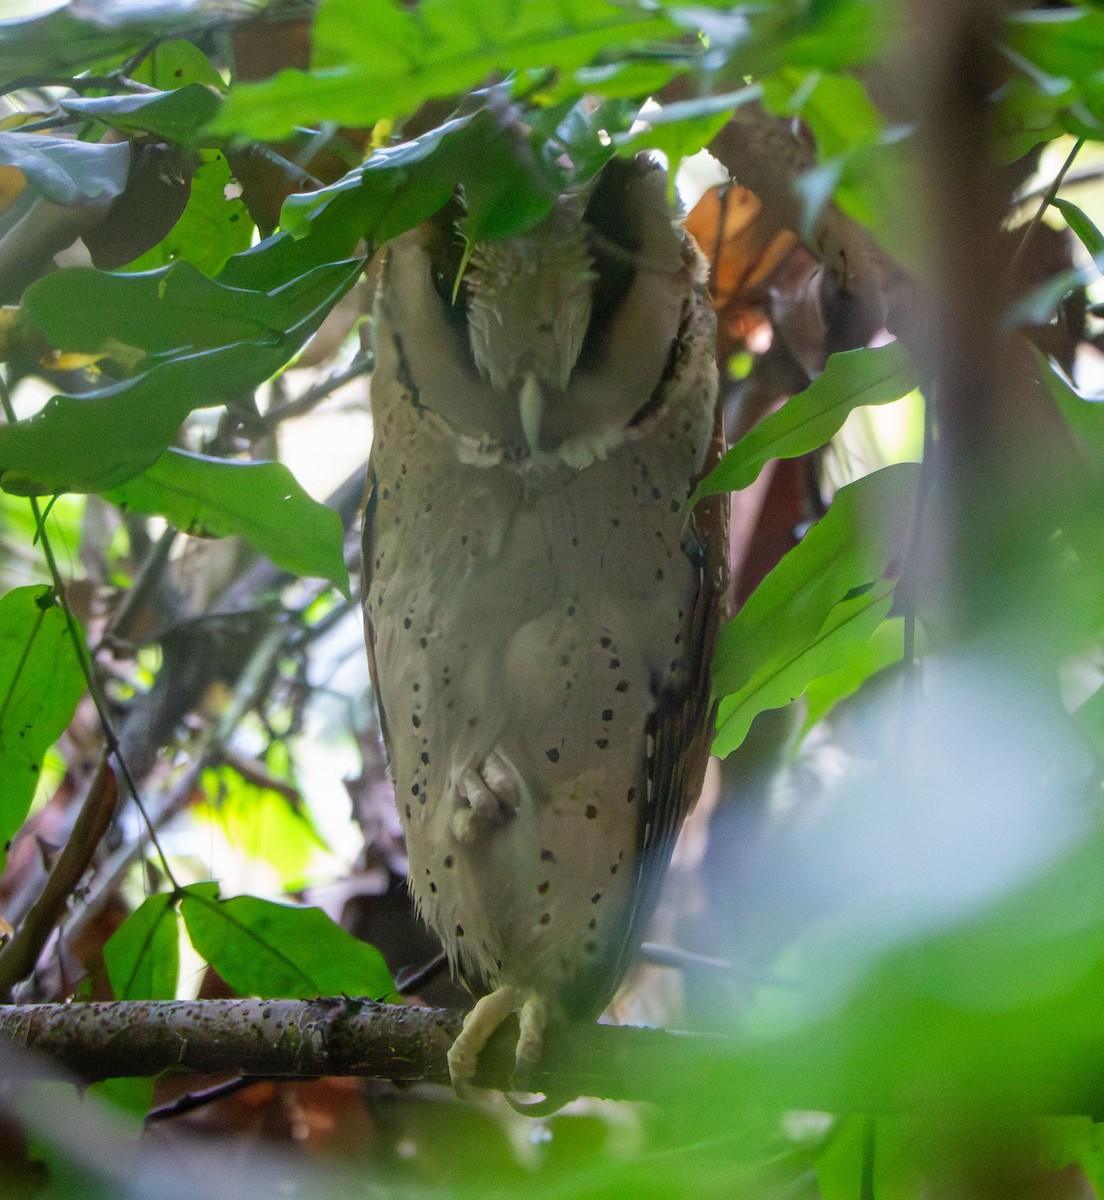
[512,995,548,1090]
[451,749,525,841]
[448,984,524,1088]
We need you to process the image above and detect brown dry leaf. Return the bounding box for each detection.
[685,183,798,358]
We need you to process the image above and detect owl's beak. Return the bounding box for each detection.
[519,372,545,457]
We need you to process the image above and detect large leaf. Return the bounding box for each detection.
[60,84,222,143]
[0,259,361,495]
[712,463,918,757]
[21,255,354,357]
[180,882,394,1000]
[213,0,677,140]
[106,450,350,594]
[0,586,86,871]
[0,134,130,205]
[281,106,566,250]
[103,893,180,1001]
[696,342,919,499]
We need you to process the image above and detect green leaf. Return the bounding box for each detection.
[119,149,254,276]
[1033,346,1104,459]
[213,0,678,140]
[1052,196,1104,270]
[180,882,394,1000]
[103,893,180,1001]
[60,84,222,143]
[1,259,361,495]
[801,617,907,735]
[0,134,130,205]
[22,256,354,358]
[0,586,86,871]
[282,106,563,250]
[696,342,919,499]
[712,463,918,758]
[106,450,350,594]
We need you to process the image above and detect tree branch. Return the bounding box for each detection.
[0,999,719,1104]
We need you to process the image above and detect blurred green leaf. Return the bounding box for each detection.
[0,586,86,872]
[801,617,906,735]
[180,882,394,999]
[103,893,180,1001]
[1052,196,1104,269]
[1,259,360,495]
[0,1,269,83]
[199,764,331,892]
[106,450,350,594]
[761,68,882,158]
[60,84,222,143]
[1033,347,1104,459]
[712,463,917,757]
[214,0,678,140]
[0,134,130,205]
[132,38,225,90]
[696,343,918,499]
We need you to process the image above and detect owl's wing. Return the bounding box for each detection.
[360,469,394,757]
[617,354,729,984]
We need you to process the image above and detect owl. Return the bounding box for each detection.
[362,155,726,1093]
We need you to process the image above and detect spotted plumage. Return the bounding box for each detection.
[362,157,726,1090]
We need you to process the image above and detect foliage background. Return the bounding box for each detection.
[1,0,1104,1196]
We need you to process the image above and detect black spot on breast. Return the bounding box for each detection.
[595,738,608,750]
[455,924,464,937]
[539,913,551,926]
[602,709,614,721]
[444,855,455,868]
[538,881,550,894]
[585,804,598,819]
[546,748,560,763]
[541,849,556,862]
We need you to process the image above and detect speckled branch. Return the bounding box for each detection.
[0,999,714,1104]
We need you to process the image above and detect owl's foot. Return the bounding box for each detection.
[451,749,526,843]
[447,985,547,1091]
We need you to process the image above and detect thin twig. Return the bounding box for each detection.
[1011,136,1084,272]
[260,352,374,430]
[0,753,117,1000]
[0,372,178,889]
